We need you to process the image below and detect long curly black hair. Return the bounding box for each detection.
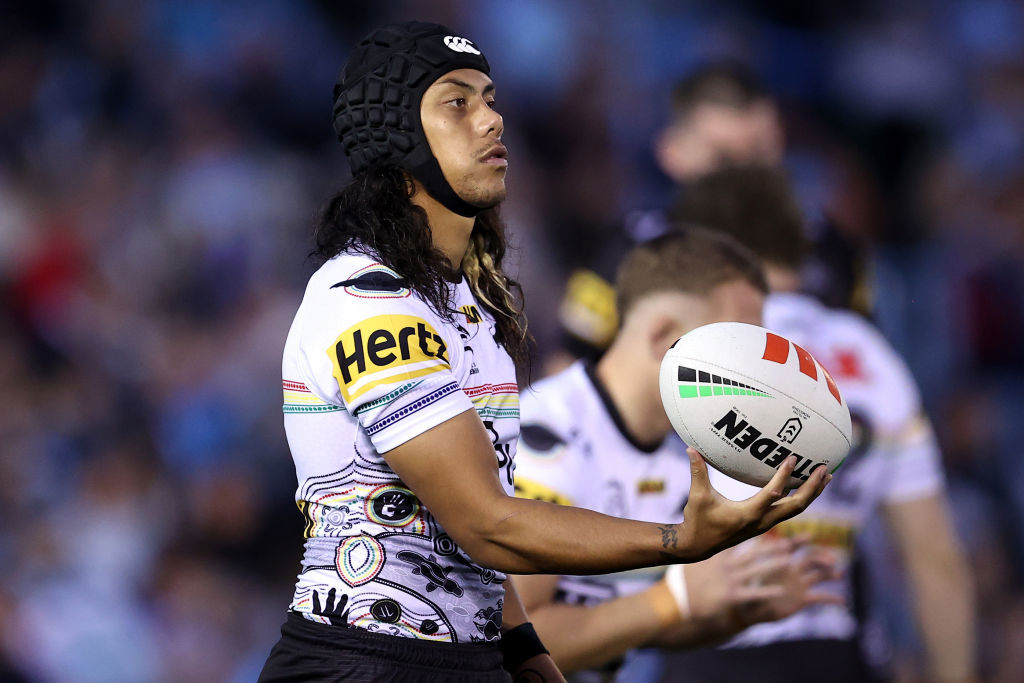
[313,165,530,369]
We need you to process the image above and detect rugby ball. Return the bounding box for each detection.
[659,322,851,489]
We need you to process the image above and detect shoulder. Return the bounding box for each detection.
[520,364,589,440]
[306,252,414,307]
[298,253,451,340]
[290,253,462,404]
[824,309,920,399]
[767,294,922,421]
[515,365,593,506]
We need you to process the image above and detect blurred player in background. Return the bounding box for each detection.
[653,64,783,185]
[665,166,975,683]
[513,229,842,681]
[556,64,865,368]
[260,22,829,682]
[653,64,869,314]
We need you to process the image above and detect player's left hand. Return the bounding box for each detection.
[682,535,844,629]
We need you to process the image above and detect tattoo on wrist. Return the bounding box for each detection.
[513,669,545,683]
[659,525,678,550]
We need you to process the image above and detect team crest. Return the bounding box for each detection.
[332,263,410,299]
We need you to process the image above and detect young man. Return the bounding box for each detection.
[667,166,976,682]
[258,23,829,682]
[653,64,784,186]
[556,64,787,364]
[512,230,843,680]
[653,64,866,312]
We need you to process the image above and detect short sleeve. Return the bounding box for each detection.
[867,341,946,504]
[296,260,475,453]
[514,402,586,508]
[880,412,945,504]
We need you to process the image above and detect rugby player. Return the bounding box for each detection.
[512,230,844,680]
[556,64,786,363]
[653,63,783,185]
[258,23,830,682]
[666,166,976,682]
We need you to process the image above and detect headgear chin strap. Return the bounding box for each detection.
[332,22,491,217]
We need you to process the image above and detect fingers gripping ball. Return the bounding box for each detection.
[659,322,851,488]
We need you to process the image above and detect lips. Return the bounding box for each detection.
[481,144,508,165]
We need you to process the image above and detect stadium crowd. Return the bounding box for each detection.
[1,0,1024,680]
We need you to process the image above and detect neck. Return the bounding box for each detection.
[411,180,475,269]
[765,264,801,293]
[595,342,671,449]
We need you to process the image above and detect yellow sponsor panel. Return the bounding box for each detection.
[514,477,573,506]
[771,518,856,550]
[329,314,450,402]
[637,479,666,494]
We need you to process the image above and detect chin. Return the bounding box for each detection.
[464,184,507,209]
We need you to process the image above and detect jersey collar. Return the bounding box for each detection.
[582,361,664,454]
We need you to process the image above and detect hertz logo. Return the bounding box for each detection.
[329,315,449,402]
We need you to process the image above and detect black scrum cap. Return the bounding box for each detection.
[332,22,492,217]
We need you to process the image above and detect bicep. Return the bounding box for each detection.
[384,408,513,551]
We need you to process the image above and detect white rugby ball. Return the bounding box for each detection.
[659,321,852,489]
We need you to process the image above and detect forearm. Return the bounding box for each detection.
[909,550,976,680]
[387,415,824,576]
[644,609,739,650]
[884,495,977,680]
[529,585,675,673]
[466,496,680,574]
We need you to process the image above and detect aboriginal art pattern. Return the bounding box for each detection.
[289,449,507,642]
[284,252,519,643]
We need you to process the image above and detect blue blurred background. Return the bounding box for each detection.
[2,0,1024,680]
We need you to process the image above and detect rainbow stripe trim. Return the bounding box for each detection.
[464,382,519,419]
[283,380,343,413]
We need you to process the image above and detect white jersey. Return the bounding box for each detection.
[515,361,690,604]
[281,250,519,643]
[711,292,945,646]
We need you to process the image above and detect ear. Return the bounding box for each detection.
[648,313,685,362]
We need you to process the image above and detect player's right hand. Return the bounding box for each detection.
[669,447,829,563]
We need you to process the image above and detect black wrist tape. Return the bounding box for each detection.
[500,622,549,672]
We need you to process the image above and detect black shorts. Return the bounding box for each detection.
[659,638,886,683]
[258,612,511,683]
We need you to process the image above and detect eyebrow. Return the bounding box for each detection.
[435,77,495,96]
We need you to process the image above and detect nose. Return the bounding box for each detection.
[477,99,503,139]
